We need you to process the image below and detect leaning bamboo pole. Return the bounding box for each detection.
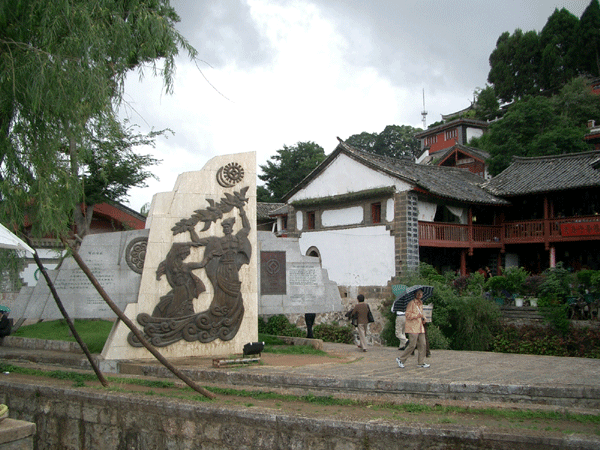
[62,237,216,399]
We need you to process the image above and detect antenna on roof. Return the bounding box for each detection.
[421,89,428,129]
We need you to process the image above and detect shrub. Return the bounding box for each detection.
[452,276,470,294]
[445,295,501,351]
[538,263,572,300]
[425,324,450,350]
[313,323,354,344]
[522,275,545,297]
[258,315,304,337]
[379,295,399,346]
[576,269,596,291]
[491,324,600,358]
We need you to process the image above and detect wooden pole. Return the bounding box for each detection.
[27,238,109,387]
[62,238,216,399]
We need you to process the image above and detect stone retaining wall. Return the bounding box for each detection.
[1,380,597,450]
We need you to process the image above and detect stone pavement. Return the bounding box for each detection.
[2,337,600,410]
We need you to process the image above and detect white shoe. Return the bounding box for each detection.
[417,363,430,368]
[396,357,404,368]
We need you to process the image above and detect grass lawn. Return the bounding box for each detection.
[12,319,114,353]
[10,321,324,356]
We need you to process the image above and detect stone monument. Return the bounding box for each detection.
[11,229,148,320]
[258,231,343,315]
[102,152,257,360]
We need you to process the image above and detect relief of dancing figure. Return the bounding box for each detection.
[186,204,251,341]
[128,187,251,347]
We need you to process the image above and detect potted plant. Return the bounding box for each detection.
[485,275,511,306]
[522,275,544,307]
[504,266,529,306]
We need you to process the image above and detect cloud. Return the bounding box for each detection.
[121,0,591,212]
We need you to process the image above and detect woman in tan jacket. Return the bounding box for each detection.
[350,294,370,352]
[396,289,430,368]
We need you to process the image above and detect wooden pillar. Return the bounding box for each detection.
[496,252,502,276]
[460,249,467,276]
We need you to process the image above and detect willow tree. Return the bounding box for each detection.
[0,0,196,239]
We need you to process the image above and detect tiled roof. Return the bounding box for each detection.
[425,144,490,165]
[484,150,600,196]
[284,139,508,205]
[414,118,488,139]
[257,202,286,219]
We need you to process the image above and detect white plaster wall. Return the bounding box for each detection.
[296,211,303,230]
[321,206,363,227]
[288,153,411,202]
[298,226,395,286]
[466,127,483,143]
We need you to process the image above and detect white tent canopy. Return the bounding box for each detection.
[0,222,35,254]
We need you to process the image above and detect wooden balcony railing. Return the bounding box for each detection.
[419,215,600,248]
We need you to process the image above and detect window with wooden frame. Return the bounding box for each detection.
[307,211,316,229]
[371,202,381,224]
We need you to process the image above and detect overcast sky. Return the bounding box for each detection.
[120,0,590,212]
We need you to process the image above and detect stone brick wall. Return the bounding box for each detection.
[0,380,580,450]
[393,191,419,275]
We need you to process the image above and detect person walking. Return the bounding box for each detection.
[350,294,370,352]
[392,305,408,350]
[396,289,430,368]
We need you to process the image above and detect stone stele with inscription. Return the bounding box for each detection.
[11,229,148,321]
[102,152,257,361]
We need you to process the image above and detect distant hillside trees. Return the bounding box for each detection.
[488,1,600,103]
[471,78,600,175]
[258,141,326,202]
[345,124,422,159]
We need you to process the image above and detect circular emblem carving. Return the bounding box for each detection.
[266,258,281,275]
[126,237,148,274]
[216,162,244,187]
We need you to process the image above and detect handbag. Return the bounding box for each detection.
[345,309,358,327]
[367,306,374,323]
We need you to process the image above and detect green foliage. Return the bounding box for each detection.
[393,263,500,352]
[577,0,600,77]
[492,324,600,358]
[472,86,501,121]
[539,8,580,91]
[0,0,196,239]
[576,269,597,290]
[503,266,529,295]
[485,275,511,297]
[487,3,599,103]
[0,249,24,292]
[313,322,354,344]
[345,124,422,159]
[258,141,326,202]
[478,78,598,175]
[522,275,545,297]
[538,263,573,300]
[445,295,501,351]
[425,324,450,350]
[488,29,542,103]
[379,295,399,347]
[538,303,570,335]
[257,314,304,337]
[262,345,327,356]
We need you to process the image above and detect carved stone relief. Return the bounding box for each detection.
[128,185,251,347]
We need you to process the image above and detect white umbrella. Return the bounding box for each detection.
[0,222,35,254]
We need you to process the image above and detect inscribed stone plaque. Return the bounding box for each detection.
[289,266,318,285]
[260,251,286,295]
